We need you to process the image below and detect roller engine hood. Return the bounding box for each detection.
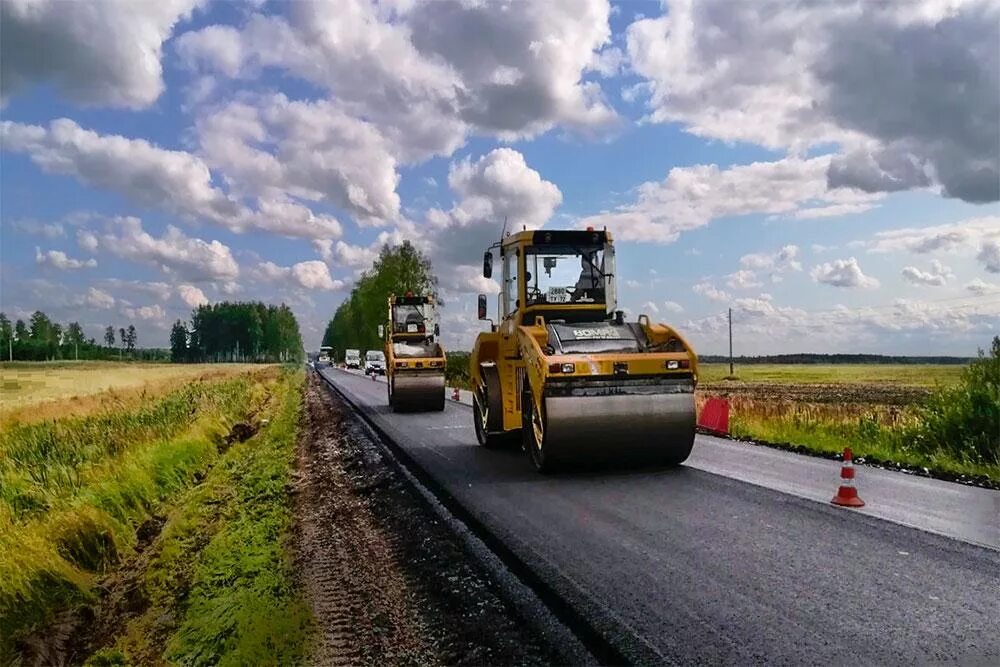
[546,321,649,354]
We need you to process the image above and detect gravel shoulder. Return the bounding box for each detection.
[293,371,561,666]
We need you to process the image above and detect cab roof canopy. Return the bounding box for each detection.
[503,229,608,247]
[393,294,432,305]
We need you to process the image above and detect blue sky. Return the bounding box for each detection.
[1,0,998,355]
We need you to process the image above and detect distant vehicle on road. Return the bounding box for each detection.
[365,350,386,375]
[317,346,333,367]
[345,349,362,369]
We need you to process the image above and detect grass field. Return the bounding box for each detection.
[697,360,998,482]
[0,362,268,425]
[698,363,964,386]
[0,363,309,664]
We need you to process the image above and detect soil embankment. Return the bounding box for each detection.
[294,372,559,666]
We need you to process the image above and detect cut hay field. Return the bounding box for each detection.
[698,362,964,387]
[0,362,268,425]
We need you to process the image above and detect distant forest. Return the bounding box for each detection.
[698,353,973,365]
[0,310,168,361]
[171,301,304,363]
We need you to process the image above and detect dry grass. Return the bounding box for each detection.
[695,394,918,429]
[0,363,271,426]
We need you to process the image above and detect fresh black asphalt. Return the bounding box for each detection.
[322,367,1000,664]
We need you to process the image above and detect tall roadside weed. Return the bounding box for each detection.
[910,336,1000,467]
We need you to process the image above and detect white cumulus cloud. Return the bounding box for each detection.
[1,0,201,108]
[195,95,400,224]
[725,270,762,290]
[176,0,618,158]
[0,119,344,240]
[978,240,1000,273]
[178,284,209,308]
[123,304,168,321]
[693,282,730,303]
[740,245,803,273]
[314,239,380,270]
[901,260,954,287]
[428,148,562,267]
[35,247,96,270]
[83,287,115,310]
[965,279,999,295]
[811,257,880,289]
[255,260,345,291]
[866,216,1000,255]
[578,156,879,243]
[625,0,999,202]
[77,230,99,252]
[101,217,239,282]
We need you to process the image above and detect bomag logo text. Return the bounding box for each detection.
[572,328,618,339]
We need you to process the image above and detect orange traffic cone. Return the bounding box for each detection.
[831,447,865,508]
[452,387,461,401]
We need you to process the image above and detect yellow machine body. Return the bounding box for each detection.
[470,229,698,471]
[384,294,446,412]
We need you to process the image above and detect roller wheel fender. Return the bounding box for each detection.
[522,381,554,473]
[474,364,509,448]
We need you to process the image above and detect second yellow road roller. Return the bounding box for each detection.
[470,228,698,472]
[383,293,447,412]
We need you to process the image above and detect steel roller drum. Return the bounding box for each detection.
[540,378,696,466]
[391,372,446,412]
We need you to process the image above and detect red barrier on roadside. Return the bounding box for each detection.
[698,397,730,435]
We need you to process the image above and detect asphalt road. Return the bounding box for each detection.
[321,367,1000,664]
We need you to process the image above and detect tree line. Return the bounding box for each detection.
[0,311,168,361]
[322,241,438,359]
[170,301,304,363]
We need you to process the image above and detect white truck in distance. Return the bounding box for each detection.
[345,349,362,369]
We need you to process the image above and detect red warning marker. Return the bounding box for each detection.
[697,397,730,436]
[831,447,866,508]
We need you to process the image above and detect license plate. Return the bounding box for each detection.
[547,287,570,303]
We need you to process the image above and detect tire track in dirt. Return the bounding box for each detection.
[294,372,559,666]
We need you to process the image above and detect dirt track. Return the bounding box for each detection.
[293,372,559,666]
[700,381,931,406]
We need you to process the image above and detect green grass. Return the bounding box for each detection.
[0,372,270,517]
[730,414,1000,481]
[721,345,999,482]
[89,368,311,665]
[0,368,279,662]
[699,363,964,386]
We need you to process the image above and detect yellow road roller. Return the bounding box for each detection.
[383,293,446,412]
[470,228,698,472]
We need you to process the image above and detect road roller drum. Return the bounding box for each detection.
[470,228,699,472]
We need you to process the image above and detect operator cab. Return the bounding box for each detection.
[484,229,617,326]
[389,294,442,358]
